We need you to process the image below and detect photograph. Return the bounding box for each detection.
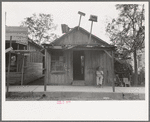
[2,1,149,121]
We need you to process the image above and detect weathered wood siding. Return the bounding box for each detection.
[47,50,73,85]
[65,50,73,84]
[46,49,113,86]
[45,49,51,85]
[17,54,24,72]
[54,29,108,46]
[84,50,113,86]
[22,42,43,84]
[6,72,22,84]
[27,42,43,63]
[24,62,43,84]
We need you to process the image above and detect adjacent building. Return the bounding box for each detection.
[6,26,43,85]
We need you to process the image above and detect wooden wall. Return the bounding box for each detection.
[17,54,24,72]
[27,42,43,63]
[46,49,113,86]
[46,50,73,85]
[84,50,113,86]
[54,29,109,46]
[22,42,43,84]
[45,49,51,85]
[23,62,43,84]
[6,39,43,85]
[6,72,22,85]
[6,62,43,85]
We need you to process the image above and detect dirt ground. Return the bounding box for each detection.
[9,78,144,101]
[6,93,144,101]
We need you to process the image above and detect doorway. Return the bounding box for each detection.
[73,51,85,80]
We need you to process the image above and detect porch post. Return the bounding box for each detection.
[21,54,25,85]
[112,50,115,92]
[21,46,26,85]
[44,49,47,91]
[17,44,19,72]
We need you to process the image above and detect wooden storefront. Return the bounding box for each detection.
[6,26,43,85]
[43,26,115,86]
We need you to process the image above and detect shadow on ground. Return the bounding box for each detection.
[27,77,44,85]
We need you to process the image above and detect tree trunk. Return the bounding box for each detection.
[133,49,138,86]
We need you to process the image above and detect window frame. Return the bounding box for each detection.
[51,51,65,73]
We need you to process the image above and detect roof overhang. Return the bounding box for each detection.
[43,44,116,51]
[6,40,28,45]
[28,39,44,49]
[10,50,38,54]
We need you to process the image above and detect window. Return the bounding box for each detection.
[51,51,65,72]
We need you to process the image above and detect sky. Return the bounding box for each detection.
[3,2,120,43]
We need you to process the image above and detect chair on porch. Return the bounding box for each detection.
[123,78,131,87]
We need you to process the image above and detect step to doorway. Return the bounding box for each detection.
[72,80,85,86]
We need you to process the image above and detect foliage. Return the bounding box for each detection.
[106,4,145,85]
[21,13,58,44]
[114,59,133,74]
[106,4,145,54]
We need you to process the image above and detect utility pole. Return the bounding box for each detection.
[78,11,85,30]
[5,12,7,26]
[112,51,115,92]
[44,49,47,91]
[6,36,12,96]
[89,15,98,41]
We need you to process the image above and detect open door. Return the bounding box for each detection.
[73,51,84,80]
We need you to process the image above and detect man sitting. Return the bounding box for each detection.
[96,66,104,87]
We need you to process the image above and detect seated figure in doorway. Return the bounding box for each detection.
[96,66,104,87]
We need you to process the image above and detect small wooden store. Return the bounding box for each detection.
[43,26,115,86]
[6,26,43,85]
